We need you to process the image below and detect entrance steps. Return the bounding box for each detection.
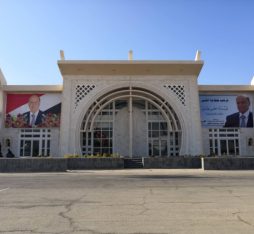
[124,158,143,169]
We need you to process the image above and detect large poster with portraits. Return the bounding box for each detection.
[200,95,253,128]
[5,93,61,128]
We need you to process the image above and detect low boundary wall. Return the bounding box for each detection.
[143,157,201,169]
[0,158,124,172]
[0,158,67,172]
[67,158,124,170]
[1,157,254,172]
[202,157,254,170]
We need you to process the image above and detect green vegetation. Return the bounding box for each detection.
[64,153,120,158]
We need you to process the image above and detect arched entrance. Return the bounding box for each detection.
[80,87,182,157]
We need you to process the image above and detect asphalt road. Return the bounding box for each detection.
[0,169,254,234]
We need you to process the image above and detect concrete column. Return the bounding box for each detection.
[188,77,204,155]
[129,92,133,158]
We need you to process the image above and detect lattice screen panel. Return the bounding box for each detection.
[163,85,186,105]
[75,84,95,108]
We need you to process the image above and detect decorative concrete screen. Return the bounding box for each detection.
[75,84,95,109]
[163,85,186,106]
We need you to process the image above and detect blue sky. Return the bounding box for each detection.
[0,0,253,85]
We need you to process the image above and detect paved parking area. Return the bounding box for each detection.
[0,169,254,234]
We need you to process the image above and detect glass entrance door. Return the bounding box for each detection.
[209,129,240,156]
[21,140,39,157]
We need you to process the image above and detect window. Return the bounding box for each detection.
[81,99,181,157]
[209,129,239,156]
[80,87,182,157]
[93,121,113,155]
[19,129,51,157]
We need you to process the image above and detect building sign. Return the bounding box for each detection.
[200,95,253,128]
[5,93,61,128]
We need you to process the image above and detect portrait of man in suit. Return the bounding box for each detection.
[23,95,44,127]
[224,95,253,128]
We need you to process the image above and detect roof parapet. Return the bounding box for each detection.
[195,50,201,61]
[128,50,133,61]
[251,76,254,85]
[60,50,65,60]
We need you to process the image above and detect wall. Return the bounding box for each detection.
[1,128,19,157]
[200,90,254,156]
[60,74,204,157]
[0,128,60,158]
[240,128,254,156]
[0,70,7,146]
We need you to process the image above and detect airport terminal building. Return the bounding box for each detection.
[0,53,254,158]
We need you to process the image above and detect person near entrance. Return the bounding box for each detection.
[0,143,3,157]
[224,95,253,128]
[23,95,44,127]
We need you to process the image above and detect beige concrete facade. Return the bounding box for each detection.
[58,60,204,157]
[0,59,253,158]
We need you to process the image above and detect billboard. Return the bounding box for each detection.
[5,93,61,128]
[200,95,253,128]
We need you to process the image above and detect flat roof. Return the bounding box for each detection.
[2,85,254,93]
[58,60,204,76]
[199,85,254,92]
[2,85,62,92]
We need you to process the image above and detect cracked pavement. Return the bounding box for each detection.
[0,169,254,234]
